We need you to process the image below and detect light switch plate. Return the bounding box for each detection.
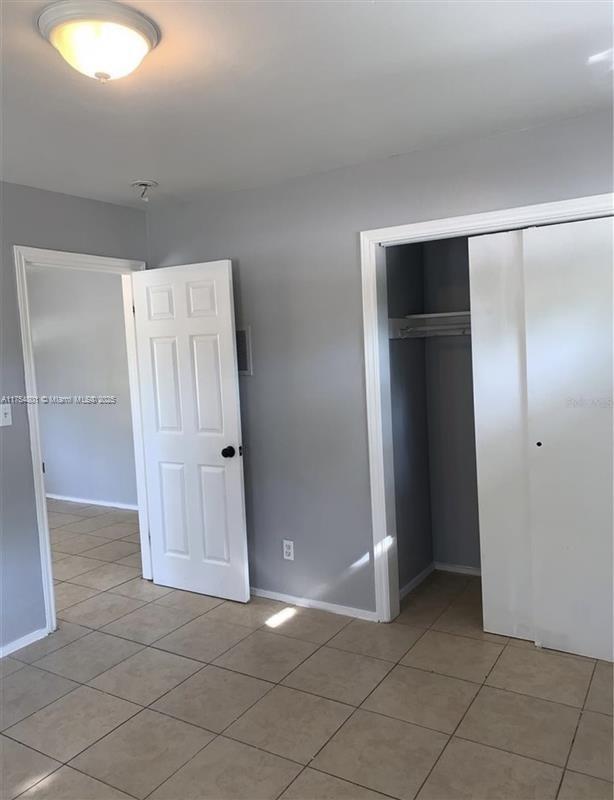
[0,404,12,427]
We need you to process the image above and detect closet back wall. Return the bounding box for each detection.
[146,111,612,613]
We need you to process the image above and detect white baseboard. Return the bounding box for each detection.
[46,494,138,511]
[251,587,379,622]
[399,562,435,600]
[0,626,48,658]
[434,561,481,577]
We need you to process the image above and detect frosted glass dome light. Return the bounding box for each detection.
[38,0,160,82]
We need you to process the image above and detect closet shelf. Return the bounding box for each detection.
[389,311,471,339]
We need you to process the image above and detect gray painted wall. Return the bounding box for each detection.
[147,111,613,612]
[28,266,137,508]
[423,239,480,570]
[0,181,146,648]
[387,245,433,590]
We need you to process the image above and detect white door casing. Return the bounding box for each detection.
[523,218,613,660]
[132,260,250,602]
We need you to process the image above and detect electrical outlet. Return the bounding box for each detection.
[283,539,294,561]
[0,404,12,427]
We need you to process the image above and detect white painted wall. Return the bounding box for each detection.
[27,264,137,507]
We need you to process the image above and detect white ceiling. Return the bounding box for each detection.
[2,0,612,205]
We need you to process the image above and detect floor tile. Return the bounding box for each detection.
[203,596,285,629]
[109,577,173,602]
[120,532,142,544]
[486,646,594,706]
[18,766,133,799]
[154,616,252,662]
[327,619,423,662]
[0,656,26,677]
[401,629,504,683]
[53,583,100,611]
[78,541,140,563]
[59,516,124,534]
[226,685,352,764]
[51,551,70,563]
[585,661,613,715]
[70,709,212,799]
[283,646,392,705]
[59,593,146,628]
[150,736,301,800]
[81,523,139,540]
[52,534,110,556]
[46,500,89,514]
[558,770,614,800]
[312,709,447,800]
[152,664,271,732]
[102,603,199,644]
[0,665,78,730]
[69,563,141,591]
[431,601,508,644]
[362,664,478,733]
[261,607,350,644]
[12,624,91,665]
[63,504,113,517]
[568,710,614,781]
[5,686,139,762]
[52,556,107,581]
[33,631,142,683]
[213,630,318,682]
[90,647,202,705]
[47,511,84,528]
[114,554,142,568]
[280,768,390,799]
[416,738,562,800]
[395,591,449,628]
[154,589,225,615]
[0,735,59,800]
[425,571,471,596]
[457,685,579,766]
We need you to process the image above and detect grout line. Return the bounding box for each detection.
[409,624,511,798]
[554,659,599,799]
[15,548,610,798]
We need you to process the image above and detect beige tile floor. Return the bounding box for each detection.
[1,500,612,799]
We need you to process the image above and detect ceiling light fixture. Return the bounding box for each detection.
[38,0,160,82]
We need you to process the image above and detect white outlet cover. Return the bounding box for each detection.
[0,404,12,427]
[283,539,294,560]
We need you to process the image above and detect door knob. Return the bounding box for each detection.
[221,446,236,458]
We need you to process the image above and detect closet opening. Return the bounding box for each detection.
[385,236,482,625]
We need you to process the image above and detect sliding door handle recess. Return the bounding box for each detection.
[221,446,236,458]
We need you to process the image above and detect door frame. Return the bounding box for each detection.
[14,246,148,639]
[360,193,613,623]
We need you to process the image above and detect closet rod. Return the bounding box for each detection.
[397,326,471,339]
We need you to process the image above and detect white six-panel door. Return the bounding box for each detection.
[132,261,250,602]
[524,218,613,660]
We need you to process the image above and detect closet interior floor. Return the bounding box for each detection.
[1,500,612,800]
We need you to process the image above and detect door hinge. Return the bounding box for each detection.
[148,528,151,542]
[42,461,45,474]
[239,445,243,456]
[132,303,136,315]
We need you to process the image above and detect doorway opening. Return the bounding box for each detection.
[385,237,481,623]
[14,246,149,636]
[15,248,251,647]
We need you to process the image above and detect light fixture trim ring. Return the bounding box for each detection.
[37,0,160,51]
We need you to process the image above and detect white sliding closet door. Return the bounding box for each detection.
[469,232,533,641]
[524,218,613,660]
